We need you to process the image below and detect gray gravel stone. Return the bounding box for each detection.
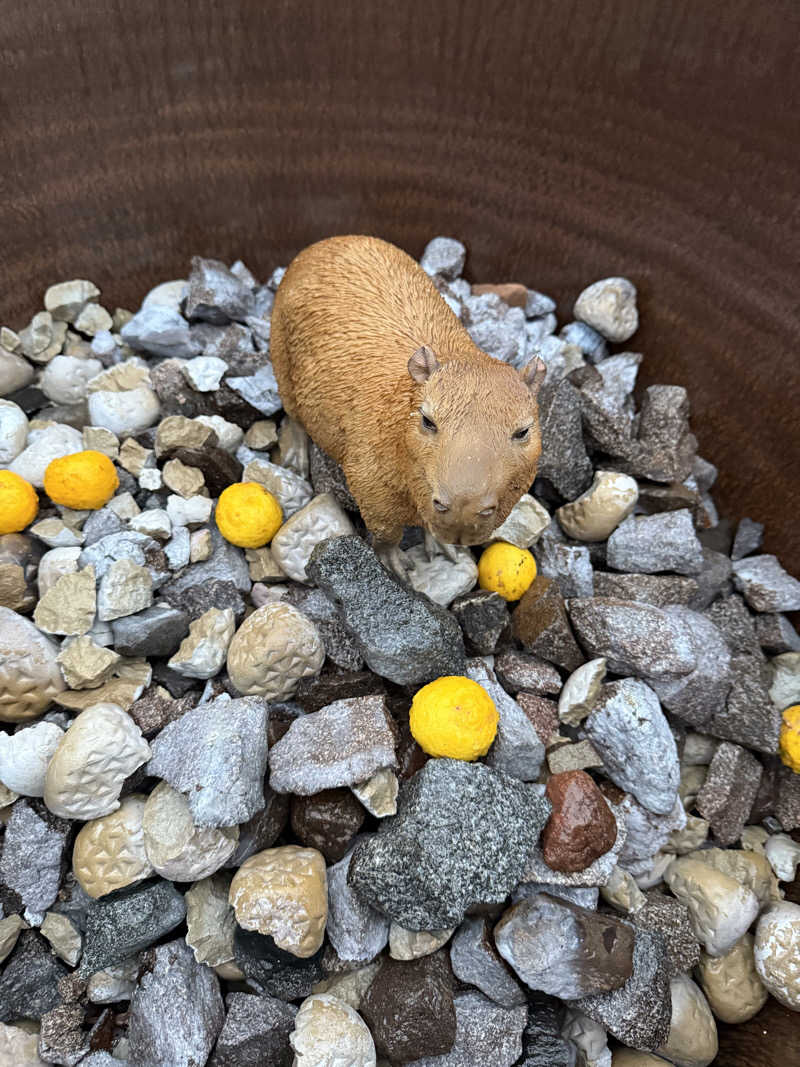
[494,649,562,695]
[232,927,324,1000]
[576,353,640,457]
[567,597,696,680]
[646,606,731,729]
[0,930,69,1021]
[81,508,125,546]
[307,535,465,685]
[620,385,696,483]
[513,882,600,909]
[617,796,686,879]
[704,595,761,658]
[451,591,509,655]
[633,892,700,979]
[420,237,466,280]
[79,530,169,588]
[148,695,268,826]
[756,612,800,655]
[0,800,71,914]
[164,523,251,593]
[326,841,390,964]
[593,572,698,607]
[226,363,283,417]
[411,990,527,1067]
[128,937,224,1067]
[707,653,781,754]
[560,320,608,362]
[185,256,254,324]
[518,993,579,1067]
[696,741,763,845]
[121,305,202,359]
[111,601,190,657]
[537,380,594,500]
[79,879,186,975]
[526,290,557,317]
[450,916,526,1008]
[209,992,296,1067]
[607,511,703,575]
[688,548,734,610]
[347,758,550,930]
[464,292,527,369]
[584,680,679,815]
[731,555,800,612]
[731,517,765,560]
[535,539,594,598]
[467,659,544,781]
[308,442,358,511]
[287,587,364,671]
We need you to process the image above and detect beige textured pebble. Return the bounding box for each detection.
[696,933,768,1024]
[657,974,717,1067]
[118,437,153,476]
[97,558,152,622]
[185,872,237,968]
[229,845,328,958]
[44,702,151,819]
[0,1021,47,1066]
[271,493,354,583]
[351,768,399,818]
[557,470,639,542]
[143,781,238,881]
[167,607,235,680]
[612,1051,673,1066]
[558,657,606,726]
[689,846,776,908]
[0,914,28,964]
[34,565,96,636]
[227,601,325,701]
[0,721,64,796]
[490,493,550,548]
[754,901,800,1010]
[0,607,65,721]
[56,635,120,690]
[72,794,153,898]
[154,414,218,457]
[290,993,376,1066]
[82,426,120,459]
[664,856,759,957]
[388,923,455,960]
[40,912,82,965]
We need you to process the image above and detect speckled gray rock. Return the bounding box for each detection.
[593,572,698,607]
[646,607,731,729]
[535,539,594,599]
[689,548,734,611]
[560,319,608,362]
[731,555,800,612]
[633,892,700,979]
[232,927,324,1000]
[755,612,800,654]
[420,236,466,279]
[411,990,526,1067]
[494,649,562,695]
[607,511,703,576]
[110,602,190,658]
[621,385,697,483]
[184,256,254,323]
[326,842,390,964]
[347,759,550,930]
[584,680,679,814]
[707,653,781,754]
[518,994,579,1067]
[226,363,282,417]
[449,917,526,1008]
[696,741,763,846]
[617,796,686,880]
[208,992,296,1067]
[567,597,696,680]
[128,937,224,1067]
[494,895,635,999]
[574,277,638,342]
[514,882,600,910]
[79,879,186,975]
[121,305,201,359]
[306,535,465,685]
[571,927,672,1051]
[464,292,527,369]
[731,517,764,561]
[466,659,544,781]
[451,591,509,655]
[0,930,69,1022]
[147,695,268,826]
[536,380,594,500]
[0,799,71,913]
[162,523,251,594]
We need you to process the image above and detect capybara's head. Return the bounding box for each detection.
[405,346,546,545]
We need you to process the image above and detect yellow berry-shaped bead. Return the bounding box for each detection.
[477,541,537,601]
[410,676,499,761]
[0,471,39,533]
[216,482,283,549]
[779,705,800,774]
[44,450,119,510]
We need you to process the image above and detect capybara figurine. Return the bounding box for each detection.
[270,235,546,573]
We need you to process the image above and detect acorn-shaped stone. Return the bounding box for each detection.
[226,602,325,701]
[73,794,153,898]
[0,607,65,721]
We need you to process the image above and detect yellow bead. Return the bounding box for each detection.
[410,676,499,761]
[216,482,283,549]
[779,705,800,774]
[477,541,537,601]
[44,450,120,510]
[0,471,39,534]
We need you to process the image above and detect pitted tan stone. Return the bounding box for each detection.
[73,794,153,898]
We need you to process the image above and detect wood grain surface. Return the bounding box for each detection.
[0,4,799,1060]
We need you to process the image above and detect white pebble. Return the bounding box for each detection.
[40,355,103,405]
[139,467,163,491]
[10,423,83,486]
[130,509,172,541]
[754,901,800,1010]
[182,356,228,392]
[0,400,29,466]
[0,722,65,797]
[166,494,214,528]
[290,994,376,1067]
[87,386,161,437]
[37,546,81,596]
[574,276,639,342]
[142,279,187,312]
[765,833,800,883]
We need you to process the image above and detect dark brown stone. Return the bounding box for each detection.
[127,687,195,736]
[516,692,559,745]
[172,445,243,497]
[512,576,584,672]
[541,770,617,873]
[290,788,365,863]
[160,577,246,621]
[226,785,290,867]
[636,480,698,515]
[359,950,457,1062]
[294,669,384,714]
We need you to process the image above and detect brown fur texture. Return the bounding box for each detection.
[270,235,544,546]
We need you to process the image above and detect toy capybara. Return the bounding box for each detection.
[270,235,546,572]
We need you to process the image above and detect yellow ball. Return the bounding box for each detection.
[216,482,283,548]
[477,541,537,601]
[0,471,39,534]
[779,705,800,774]
[44,450,119,510]
[410,676,499,761]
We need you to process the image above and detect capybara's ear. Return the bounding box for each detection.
[408,345,441,384]
[521,356,546,397]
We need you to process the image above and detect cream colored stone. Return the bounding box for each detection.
[88,386,160,438]
[74,302,113,336]
[0,783,18,808]
[29,518,83,549]
[185,872,237,968]
[489,493,550,548]
[138,467,162,491]
[97,559,152,622]
[600,865,646,914]
[290,994,375,1066]
[666,814,709,855]
[404,543,478,607]
[765,833,800,883]
[44,702,150,819]
[312,960,382,1011]
[40,912,82,965]
[245,546,285,582]
[56,662,150,711]
[0,914,28,964]
[18,311,67,363]
[167,607,235,680]
[166,494,213,527]
[681,732,718,766]
[194,415,243,453]
[155,414,218,457]
[557,470,639,542]
[244,419,277,450]
[37,547,81,597]
[162,457,206,498]
[0,563,32,613]
[657,974,717,1067]
[33,565,96,636]
[690,847,776,908]
[118,438,153,476]
[561,1009,611,1067]
[271,493,354,583]
[227,602,325,701]
[72,794,153,898]
[82,426,120,459]
[754,901,800,1010]
[351,768,398,818]
[0,721,64,796]
[558,657,606,726]
[44,279,101,322]
[143,781,238,881]
[0,1021,46,1067]
[87,361,150,393]
[129,509,172,541]
[0,607,65,721]
[388,923,455,960]
[107,492,141,522]
[229,845,328,958]
[696,933,767,1024]
[664,856,759,957]
[189,528,213,563]
[740,825,770,853]
[57,635,120,690]
[678,764,707,808]
[612,1051,673,1066]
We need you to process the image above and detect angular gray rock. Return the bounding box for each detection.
[707,653,782,754]
[347,759,550,930]
[121,305,202,359]
[731,555,800,613]
[593,572,698,608]
[518,994,579,1067]
[128,938,224,1067]
[449,917,526,1008]
[583,679,679,814]
[111,602,190,658]
[535,539,594,599]
[148,695,269,826]
[0,930,69,1021]
[536,380,594,500]
[607,511,704,575]
[466,659,544,782]
[226,363,283,417]
[420,236,466,279]
[620,385,696,483]
[696,741,763,846]
[306,535,465,685]
[633,892,700,979]
[0,799,71,913]
[184,256,254,323]
[451,591,509,655]
[617,796,686,880]
[326,841,390,964]
[494,650,562,695]
[79,879,186,975]
[560,320,608,362]
[209,992,296,1067]
[411,991,527,1067]
[79,530,169,587]
[731,517,764,561]
[688,547,734,611]
[646,606,731,729]
[464,292,527,369]
[161,524,251,596]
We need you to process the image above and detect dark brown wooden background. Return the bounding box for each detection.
[1,3,799,1059]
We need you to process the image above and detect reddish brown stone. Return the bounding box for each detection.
[517,692,559,745]
[290,788,365,863]
[470,282,528,308]
[294,670,384,714]
[541,770,617,873]
[512,576,584,672]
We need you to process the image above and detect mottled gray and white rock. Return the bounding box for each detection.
[410,991,526,1067]
[226,363,282,417]
[535,539,594,599]
[536,379,594,499]
[122,305,201,359]
[464,292,527,368]
[494,649,562,695]
[753,902,800,1011]
[0,930,69,1022]
[732,555,800,612]
[128,937,224,1067]
[574,277,638,342]
[80,879,187,975]
[617,796,686,881]
[584,680,679,814]
[167,606,235,679]
[326,842,390,964]
[208,991,296,1067]
[420,236,466,279]
[768,651,800,712]
[147,695,268,826]
[607,511,704,576]
[696,741,763,846]
[646,607,731,729]
[0,800,70,912]
[467,659,544,781]
[96,557,152,622]
[765,833,800,883]
[449,916,526,1008]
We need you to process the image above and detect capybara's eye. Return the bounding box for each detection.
[512,426,530,441]
[421,412,438,433]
